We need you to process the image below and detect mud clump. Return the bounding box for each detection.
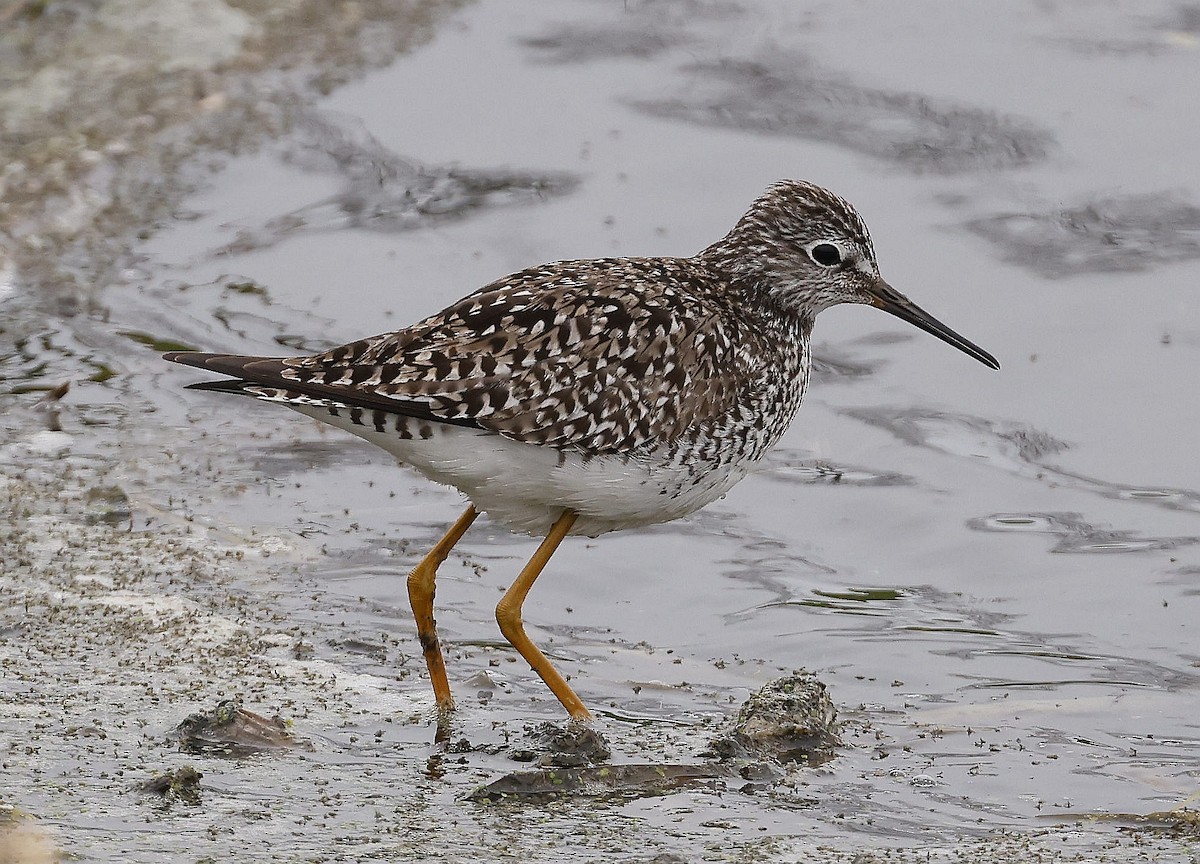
[507,720,613,768]
[139,766,203,806]
[471,672,840,802]
[172,699,311,757]
[708,669,839,765]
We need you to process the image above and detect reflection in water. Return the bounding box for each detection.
[809,345,880,382]
[846,406,1067,468]
[522,3,1063,176]
[969,512,1200,554]
[966,193,1200,278]
[208,111,579,258]
[761,578,1197,692]
[760,450,912,487]
[848,406,1200,518]
[757,586,908,618]
[959,642,1198,691]
[630,55,1054,174]
[521,24,694,64]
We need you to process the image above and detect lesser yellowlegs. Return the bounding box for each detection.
[165,180,999,720]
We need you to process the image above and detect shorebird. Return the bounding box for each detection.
[165,180,998,720]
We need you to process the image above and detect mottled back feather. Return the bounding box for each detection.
[278,257,790,455]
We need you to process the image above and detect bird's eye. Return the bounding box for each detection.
[809,243,842,267]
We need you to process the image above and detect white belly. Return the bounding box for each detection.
[286,405,749,537]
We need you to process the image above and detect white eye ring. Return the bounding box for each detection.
[807,242,843,267]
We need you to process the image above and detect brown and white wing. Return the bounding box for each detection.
[167,258,755,455]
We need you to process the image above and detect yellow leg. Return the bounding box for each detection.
[407,505,479,712]
[495,510,591,720]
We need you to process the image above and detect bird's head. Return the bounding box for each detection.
[702,180,999,369]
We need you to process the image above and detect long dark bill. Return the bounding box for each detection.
[868,279,1000,370]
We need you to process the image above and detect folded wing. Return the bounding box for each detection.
[167,258,758,455]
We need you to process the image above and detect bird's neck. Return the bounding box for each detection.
[697,241,825,322]
[697,231,770,283]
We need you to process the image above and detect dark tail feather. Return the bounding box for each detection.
[185,379,259,395]
[162,351,280,378]
[162,349,483,430]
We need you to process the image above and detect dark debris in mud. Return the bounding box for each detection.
[507,720,613,767]
[469,671,839,802]
[468,762,721,803]
[30,381,69,431]
[966,192,1200,278]
[173,699,312,757]
[0,308,117,400]
[1062,805,1200,842]
[139,766,203,806]
[1121,806,1200,840]
[83,484,132,526]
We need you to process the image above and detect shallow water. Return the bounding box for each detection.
[2,1,1198,861]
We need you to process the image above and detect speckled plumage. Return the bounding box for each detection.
[166,180,997,537]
